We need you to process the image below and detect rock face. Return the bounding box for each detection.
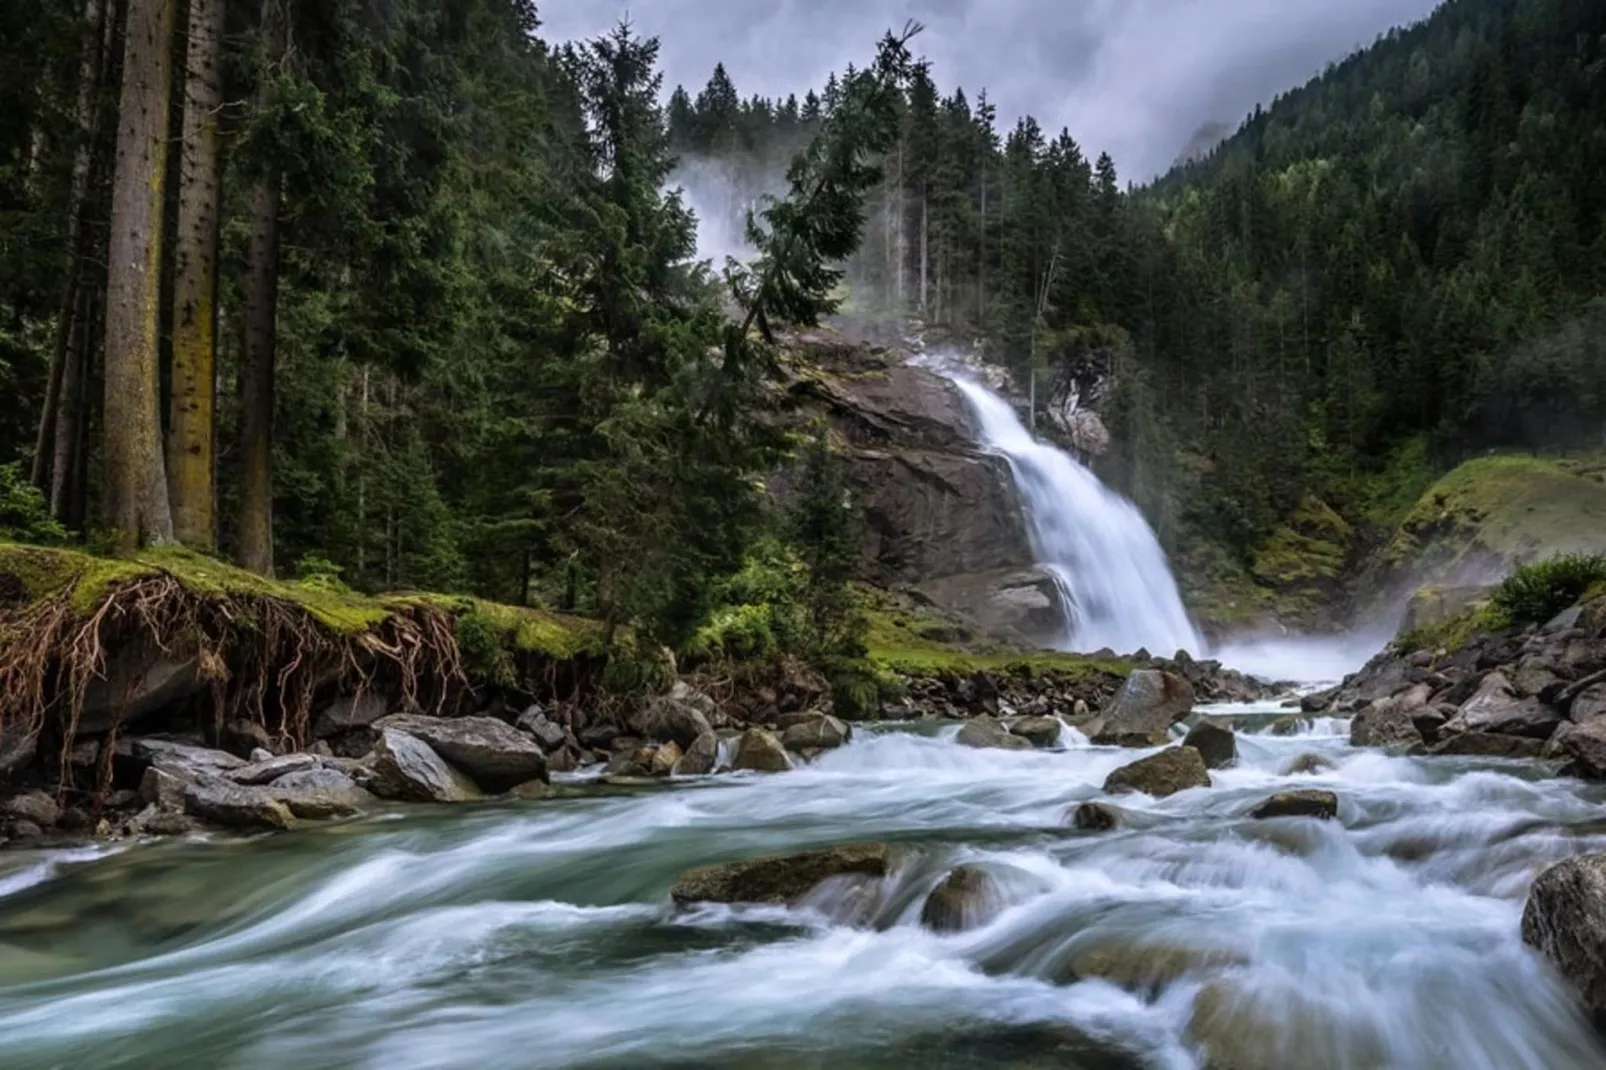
[370,728,484,803]
[670,843,895,906]
[1103,747,1211,798]
[731,728,792,773]
[312,692,390,738]
[1092,670,1196,746]
[1522,853,1606,1025]
[956,717,1032,751]
[920,865,998,933]
[1249,790,1338,820]
[1181,721,1236,769]
[913,568,1067,647]
[78,646,202,733]
[227,754,318,786]
[375,714,547,792]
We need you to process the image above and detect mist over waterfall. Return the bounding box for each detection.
[946,375,1204,657]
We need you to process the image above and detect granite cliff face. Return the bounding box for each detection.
[780,333,1065,647]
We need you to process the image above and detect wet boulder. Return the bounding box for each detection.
[1568,681,1606,723]
[1425,733,1545,760]
[956,716,1032,751]
[181,779,295,831]
[1550,721,1606,779]
[1070,943,1246,990]
[1248,790,1338,820]
[1005,715,1065,748]
[1181,721,1237,769]
[375,713,547,792]
[1522,853,1606,1025]
[648,741,683,777]
[920,864,999,933]
[670,842,895,905]
[1102,747,1211,798]
[1091,670,1196,746]
[267,767,374,820]
[1283,753,1336,776]
[1069,801,1121,831]
[671,731,721,776]
[731,728,792,773]
[779,712,851,750]
[369,727,484,803]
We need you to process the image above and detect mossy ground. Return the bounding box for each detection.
[861,595,1131,679]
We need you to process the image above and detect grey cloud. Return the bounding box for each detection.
[539,0,1441,180]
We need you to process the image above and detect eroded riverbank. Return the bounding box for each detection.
[0,706,1602,1069]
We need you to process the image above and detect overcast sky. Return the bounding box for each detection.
[539,0,1443,181]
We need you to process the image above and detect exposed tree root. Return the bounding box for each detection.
[0,568,468,796]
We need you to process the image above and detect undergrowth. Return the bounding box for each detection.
[1491,553,1606,627]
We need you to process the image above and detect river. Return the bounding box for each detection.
[0,705,1603,1068]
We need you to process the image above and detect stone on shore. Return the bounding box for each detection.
[731,728,792,772]
[1522,853,1606,1026]
[375,714,547,792]
[370,727,484,803]
[182,779,295,830]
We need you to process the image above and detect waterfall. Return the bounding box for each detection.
[944,374,1204,657]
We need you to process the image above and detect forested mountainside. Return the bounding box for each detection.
[666,0,1606,621]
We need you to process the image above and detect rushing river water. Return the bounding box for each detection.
[1,706,1605,1069]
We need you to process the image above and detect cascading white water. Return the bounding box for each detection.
[945,374,1204,658]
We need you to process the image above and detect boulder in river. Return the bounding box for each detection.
[181,779,295,830]
[1283,753,1336,776]
[375,713,548,792]
[1425,733,1545,759]
[780,713,851,750]
[731,728,792,772]
[1248,790,1338,820]
[1181,720,1236,769]
[1102,747,1211,798]
[267,767,375,820]
[1553,720,1606,778]
[956,716,1032,751]
[370,727,484,803]
[1091,669,1195,746]
[919,864,999,933]
[1005,715,1064,748]
[670,842,894,905]
[1522,853,1606,1025]
[672,731,721,776]
[1069,801,1121,831]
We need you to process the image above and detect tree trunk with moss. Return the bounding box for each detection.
[102,0,176,550]
[166,0,223,548]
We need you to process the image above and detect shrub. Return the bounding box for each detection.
[0,463,66,545]
[455,611,515,688]
[1492,553,1606,627]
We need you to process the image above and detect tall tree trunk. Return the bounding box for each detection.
[102,0,176,550]
[167,0,223,547]
[238,170,281,575]
[919,187,929,314]
[32,0,110,493]
[50,282,93,519]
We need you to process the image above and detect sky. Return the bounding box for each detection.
[539,0,1444,181]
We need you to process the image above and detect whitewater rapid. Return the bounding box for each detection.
[0,709,1601,1069]
[945,375,1204,659]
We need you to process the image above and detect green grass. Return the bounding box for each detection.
[861,595,1130,678]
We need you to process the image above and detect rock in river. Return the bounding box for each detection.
[1091,669,1196,746]
[182,779,295,831]
[1069,801,1121,831]
[672,731,720,776]
[267,767,375,820]
[1248,790,1338,820]
[956,716,1032,751]
[920,865,999,933]
[670,843,895,906]
[375,713,547,792]
[1522,853,1606,1026]
[732,728,792,772]
[1102,747,1211,798]
[1181,720,1236,769]
[1005,715,1065,748]
[780,713,851,750]
[370,727,484,803]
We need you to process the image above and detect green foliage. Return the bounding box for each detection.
[1491,554,1606,628]
[0,464,65,545]
[455,611,516,689]
[787,428,868,657]
[820,655,886,721]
